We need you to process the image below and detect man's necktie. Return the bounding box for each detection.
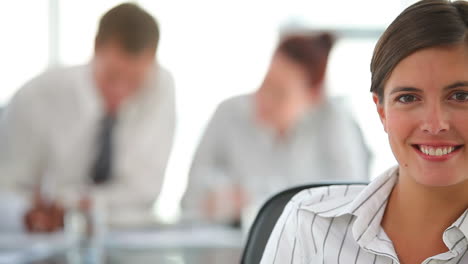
[90,114,116,185]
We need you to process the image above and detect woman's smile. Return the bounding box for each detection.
[411,143,463,161]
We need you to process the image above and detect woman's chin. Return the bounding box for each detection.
[413,170,464,187]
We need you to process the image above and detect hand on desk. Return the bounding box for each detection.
[23,189,93,233]
[204,185,249,222]
[24,193,65,233]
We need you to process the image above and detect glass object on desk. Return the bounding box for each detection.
[64,189,107,264]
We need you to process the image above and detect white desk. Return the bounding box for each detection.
[0,226,244,264]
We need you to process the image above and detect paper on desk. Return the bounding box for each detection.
[0,232,74,264]
[106,226,243,249]
[0,252,23,264]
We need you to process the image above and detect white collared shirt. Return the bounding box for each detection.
[260,167,468,264]
[0,63,175,219]
[183,94,370,225]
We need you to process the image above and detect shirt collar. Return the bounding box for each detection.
[454,210,468,239]
[298,166,468,261]
[319,166,398,259]
[443,210,468,255]
[298,166,398,246]
[345,167,397,246]
[302,166,397,218]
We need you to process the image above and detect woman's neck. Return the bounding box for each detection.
[395,173,468,226]
[382,171,468,264]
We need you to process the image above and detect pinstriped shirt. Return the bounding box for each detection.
[260,167,468,264]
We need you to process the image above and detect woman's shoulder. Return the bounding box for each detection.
[213,93,254,120]
[289,183,367,217]
[289,167,398,219]
[217,93,252,110]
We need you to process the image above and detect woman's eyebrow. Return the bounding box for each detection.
[389,82,468,95]
[444,81,468,91]
[389,86,422,95]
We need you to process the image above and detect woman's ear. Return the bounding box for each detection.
[373,93,387,133]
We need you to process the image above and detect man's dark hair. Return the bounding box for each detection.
[277,32,335,89]
[95,3,159,54]
[371,0,468,102]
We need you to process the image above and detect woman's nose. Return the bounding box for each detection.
[420,103,450,135]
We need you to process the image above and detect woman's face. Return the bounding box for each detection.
[255,52,319,133]
[375,44,468,186]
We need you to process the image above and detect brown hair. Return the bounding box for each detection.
[95,3,159,54]
[277,32,335,89]
[371,0,468,102]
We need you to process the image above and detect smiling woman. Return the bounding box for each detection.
[376,45,468,187]
[376,44,468,264]
[260,1,468,264]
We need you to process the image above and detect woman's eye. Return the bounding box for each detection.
[450,92,468,102]
[397,94,418,103]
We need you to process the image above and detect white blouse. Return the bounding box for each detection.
[261,167,468,264]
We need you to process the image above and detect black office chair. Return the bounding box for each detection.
[240,182,368,264]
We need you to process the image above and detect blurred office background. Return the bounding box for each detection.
[0,0,419,224]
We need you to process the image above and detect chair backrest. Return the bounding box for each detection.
[240,182,368,264]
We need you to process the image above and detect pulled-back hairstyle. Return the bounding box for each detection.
[277,32,335,89]
[95,3,159,54]
[371,0,468,102]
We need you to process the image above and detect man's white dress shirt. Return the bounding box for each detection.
[183,94,370,226]
[0,63,175,221]
[260,167,468,264]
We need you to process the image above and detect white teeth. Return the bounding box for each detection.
[418,145,457,156]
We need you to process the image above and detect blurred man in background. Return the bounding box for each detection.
[183,32,370,229]
[0,3,175,232]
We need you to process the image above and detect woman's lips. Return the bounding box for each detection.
[412,144,463,161]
